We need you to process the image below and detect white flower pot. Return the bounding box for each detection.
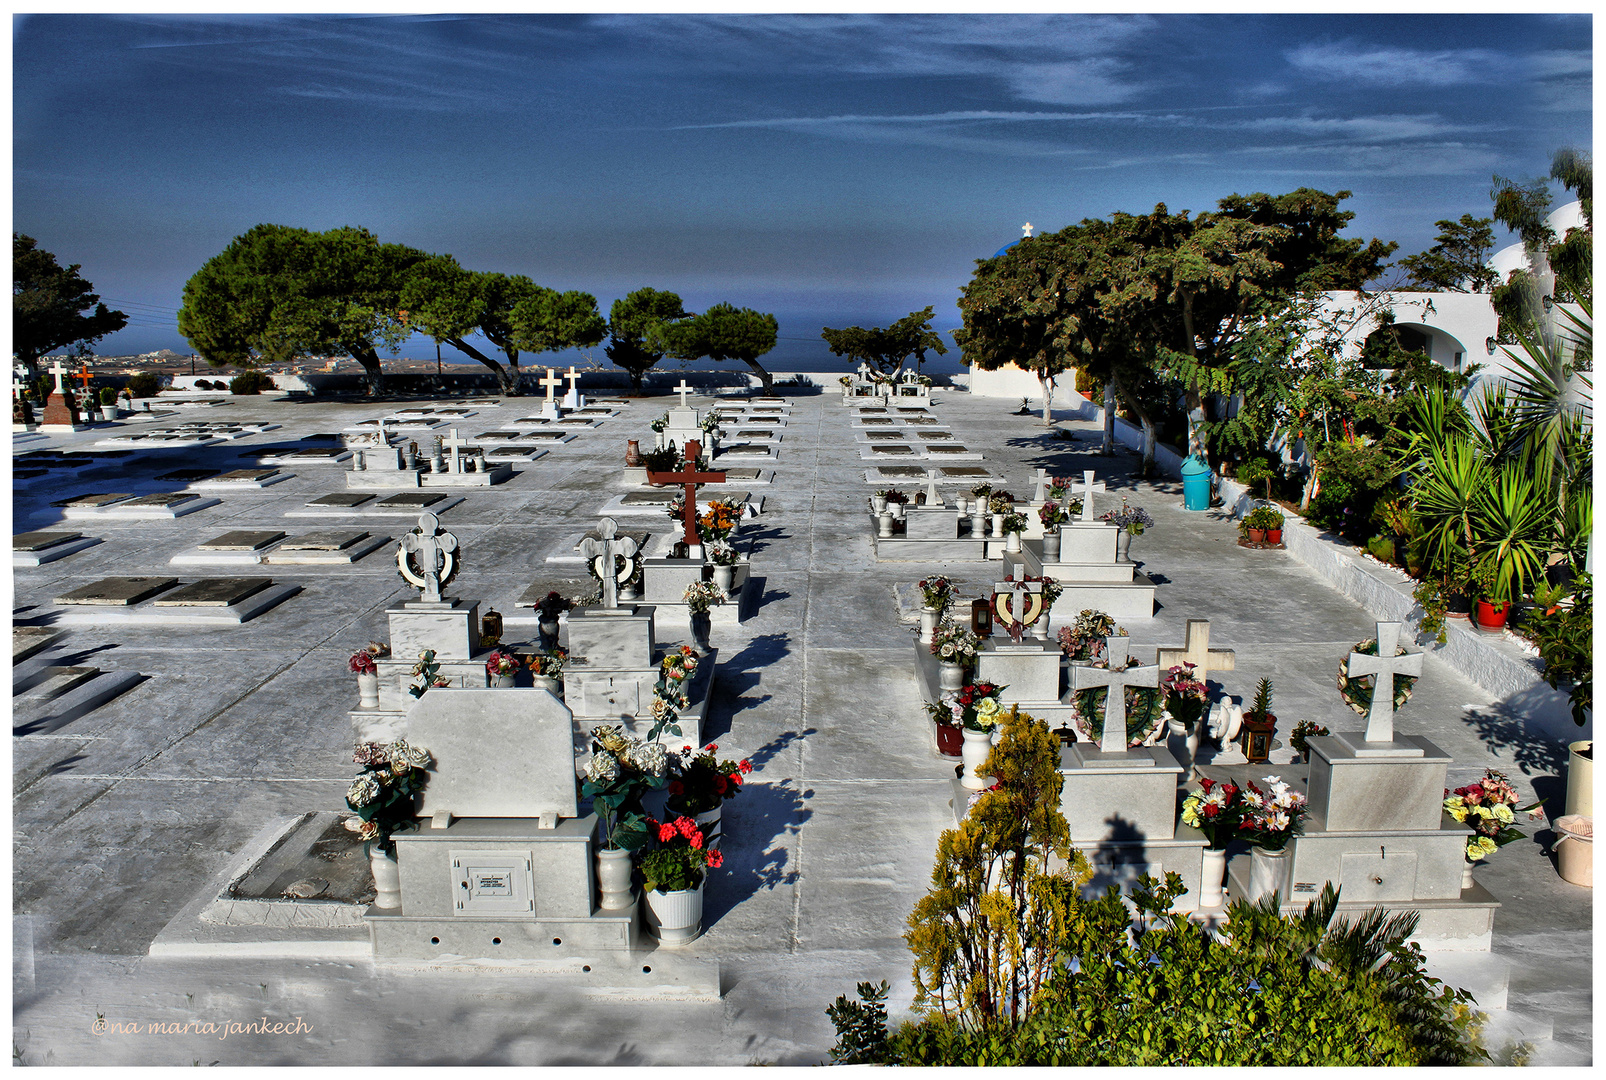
[1247,845,1293,904]
[961,727,993,790]
[1115,529,1132,563]
[1041,527,1061,562]
[890,502,905,521]
[919,606,939,645]
[1006,530,1022,553]
[620,583,639,601]
[1032,613,1050,640]
[970,513,986,538]
[938,660,965,691]
[356,671,380,708]
[532,674,560,694]
[644,882,703,945]
[491,674,515,688]
[370,849,402,910]
[991,512,1005,538]
[596,847,635,911]
[1198,846,1228,909]
[872,495,888,514]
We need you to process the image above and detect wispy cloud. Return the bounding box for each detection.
[1287,41,1502,86]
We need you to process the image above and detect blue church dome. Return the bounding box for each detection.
[992,239,1021,258]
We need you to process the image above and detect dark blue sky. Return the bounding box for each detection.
[13,13,1593,371]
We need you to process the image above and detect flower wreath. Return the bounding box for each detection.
[1071,665,1167,748]
[1337,637,1417,718]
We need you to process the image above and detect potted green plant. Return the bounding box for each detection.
[1523,573,1592,728]
[1258,506,1286,545]
[1289,720,1330,764]
[640,815,723,945]
[1240,678,1276,763]
[1467,559,1511,631]
[1001,511,1028,553]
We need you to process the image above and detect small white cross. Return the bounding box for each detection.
[48,359,70,396]
[1022,222,1034,238]
[1070,637,1160,754]
[1072,469,1106,522]
[1031,467,1050,503]
[441,428,470,474]
[1347,622,1424,743]
[924,468,943,507]
[674,379,694,408]
[540,368,562,401]
[12,372,28,400]
[564,366,582,391]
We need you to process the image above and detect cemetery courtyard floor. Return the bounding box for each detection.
[11,386,1592,1066]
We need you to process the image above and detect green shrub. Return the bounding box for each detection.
[98,386,119,407]
[1522,572,1593,726]
[126,372,162,398]
[229,371,271,395]
[1366,534,1396,564]
[1310,439,1398,542]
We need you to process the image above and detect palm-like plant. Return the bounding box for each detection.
[1408,435,1489,580]
[1469,457,1552,603]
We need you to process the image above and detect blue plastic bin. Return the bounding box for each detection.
[1181,455,1212,511]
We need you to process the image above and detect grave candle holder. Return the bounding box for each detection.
[970,598,992,637]
[1240,712,1275,764]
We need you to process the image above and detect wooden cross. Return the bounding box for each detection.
[540,368,562,401]
[647,439,726,547]
[74,366,94,394]
[1347,621,1423,743]
[923,468,943,507]
[579,516,640,609]
[1155,619,1236,689]
[48,359,70,396]
[1070,637,1160,754]
[674,379,695,408]
[441,428,470,474]
[1031,467,1050,503]
[1072,469,1106,522]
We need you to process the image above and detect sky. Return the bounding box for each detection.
[11,12,1594,373]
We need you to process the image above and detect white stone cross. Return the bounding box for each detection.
[48,359,70,396]
[674,379,694,408]
[1022,222,1034,238]
[1070,637,1160,754]
[1155,619,1236,688]
[1031,467,1050,503]
[1347,621,1423,743]
[13,372,28,400]
[923,468,943,507]
[399,511,459,604]
[564,366,582,391]
[540,368,562,402]
[579,516,640,610]
[1072,469,1106,522]
[441,428,470,474]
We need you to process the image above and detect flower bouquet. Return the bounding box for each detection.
[527,648,567,679]
[650,412,670,434]
[1289,720,1329,762]
[485,650,520,679]
[698,499,741,542]
[1180,776,1245,849]
[1101,499,1155,536]
[349,650,379,676]
[927,680,1009,732]
[668,743,753,815]
[930,623,981,667]
[917,575,955,613]
[1238,775,1308,850]
[583,724,669,851]
[345,740,433,854]
[1339,637,1418,717]
[1058,609,1122,662]
[699,412,722,436]
[640,816,723,893]
[1444,768,1544,862]
[879,488,909,505]
[1161,662,1210,732]
[969,482,993,501]
[407,649,451,699]
[649,646,701,740]
[1038,500,1070,529]
[683,580,724,613]
[1001,511,1028,535]
[706,539,741,567]
[988,492,1015,515]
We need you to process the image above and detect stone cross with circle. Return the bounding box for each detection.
[540,368,562,402]
[398,511,459,604]
[1347,621,1423,743]
[1070,637,1160,754]
[579,516,640,609]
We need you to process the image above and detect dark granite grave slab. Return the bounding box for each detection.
[720,468,763,481]
[51,493,133,509]
[476,431,522,440]
[278,530,371,551]
[858,407,888,414]
[124,493,200,508]
[433,408,472,416]
[870,445,915,454]
[896,408,928,414]
[865,432,906,440]
[926,445,969,453]
[511,417,551,424]
[14,469,47,479]
[288,448,348,459]
[14,531,83,552]
[55,577,179,606]
[736,430,776,438]
[198,531,287,551]
[211,469,279,482]
[301,434,343,442]
[152,578,274,607]
[308,493,375,507]
[860,418,894,425]
[523,432,568,440]
[941,466,992,478]
[156,469,220,482]
[621,490,677,505]
[376,493,446,508]
[918,431,955,439]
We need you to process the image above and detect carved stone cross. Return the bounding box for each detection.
[579,516,640,609]
[647,439,726,548]
[48,359,70,396]
[1155,619,1236,688]
[1071,470,1106,523]
[1031,467,1050,504]
[441,428,470,474]
[540,368,562,402]
[564,366,582,391]
[399,511,459,603]
[1347,621,1423,744]
[1070,637,1160,754]
[674,379,694,409]
[923,468,943,507]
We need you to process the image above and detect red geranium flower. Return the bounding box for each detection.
[739,759,752,773]
[705,849,723,869]
[658,822,676,842]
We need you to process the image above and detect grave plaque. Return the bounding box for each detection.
[377,492,447,508]
[156,469,220,482]
[123,493,200,508]
[737,430,775,438]
[277,530,371,551]
[720,468,762,481]
[55,576,179,606]
[941,467,991,478]
[476,431,522,440]
[210,469,279,482]
[876,466,926,478]
[51,493,133,509]
[906,416,938,425]
[865,432,905,440]
[152,578,274,607]
[860,417,893,426]
[290,448,348,459]
[917,431,954,440]
[308,493,375,507]
[14,531,82,552]
[925,445,969,454]
[197,531,287,551]
[870,445,915,454]
[620,490,677,505]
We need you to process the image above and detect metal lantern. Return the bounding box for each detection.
[480,606,503,648]
[1241,712,1276,764]
[971,597,993,638]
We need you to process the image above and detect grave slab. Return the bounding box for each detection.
[308,493,374,507]
[14,530,83,552]
[155,469,219,482]
[153,577,275,607]
[264,530,390,565]
[54,576,179,606]
[198,531,288,551]
[13,626,64,663]
[193,469,293,491]
[288,495,464,519]
[63,495,221,520]
[51,493,132,509]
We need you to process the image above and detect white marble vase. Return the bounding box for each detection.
[1198,847,1227,909]
[356,672,380,708]
[1247,845,1293,904]
[712,564,735,595]
[938,660,965,691]
[960,727,993,790]
[1006,530,1022,553]
[919,606,939,644]
[370,850,402,909]
[1041,526,1062,561]
[595,848,634,910]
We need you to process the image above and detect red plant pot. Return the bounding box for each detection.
[1265,528,1283,545]
[935,721,963,758]
[1246,527,1267,543]
[1474,599,1510,630]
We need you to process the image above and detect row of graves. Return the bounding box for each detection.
[874,467,1157,622]
[913,585,1503,951]
[150,510,733,996]
[839,362,934,402]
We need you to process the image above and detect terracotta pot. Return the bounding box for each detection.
[624,439,643,467]
[934,720,963,758]
[1474,599,1510,630]
[1265,528,1283,544]
[1246,527,1267,543]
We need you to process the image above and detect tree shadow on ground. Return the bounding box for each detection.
[736,524,788,558]
[1463,705,1570,778]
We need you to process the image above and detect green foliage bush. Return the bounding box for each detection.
[126,372,162,398]
[98,385,119,407]
[229,370,271,395]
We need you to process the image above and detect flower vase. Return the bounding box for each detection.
[1247,845,1293,904]
[1461,858,1476,891]
[938,660,965,691]
[620,583,639,601]
[960,727,993,790]
[1114,528,1132,563]
[1198,847,1228,909]
[1031,614,1050,640]
[491,674,515,688]
[1006,530,1022,553]
[624,439,643,467]
[970,512,986,538]
[644,882,703,945]
[712,564,735,595]
[1041,526,1061,562]
[877,513,894,538]
[537,618,560,652]
[596,847,634,911]
[532,674,560,695]
[370,849,402,910]
[690,611,713,655]
[991,512,1005,538]
[919,605,939,645]
[356,672,380,708]
[872,495,888,515]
